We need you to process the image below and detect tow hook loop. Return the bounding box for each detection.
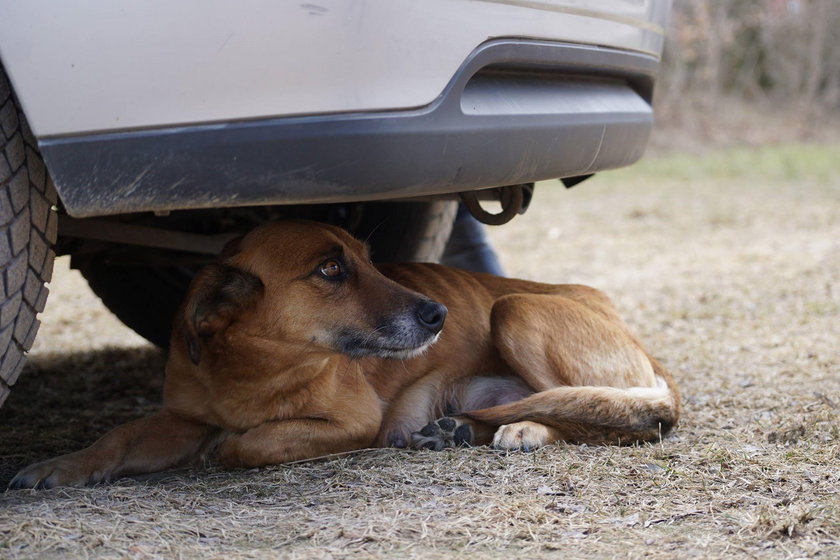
[460,184,529,226]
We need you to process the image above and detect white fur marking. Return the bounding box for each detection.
[626,376,670,400]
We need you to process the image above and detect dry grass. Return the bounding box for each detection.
[1,144,839,558]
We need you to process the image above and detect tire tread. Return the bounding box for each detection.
[0,63,57,408]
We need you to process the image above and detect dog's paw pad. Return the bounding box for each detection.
[454,424,473,446]
[437,417,456,432]
[419,422,441,438]
[411,417,473,451]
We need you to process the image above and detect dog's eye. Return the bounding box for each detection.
[319,259,344,279]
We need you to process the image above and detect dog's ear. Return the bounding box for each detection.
[219,235,244,259]
[180,263,264,365]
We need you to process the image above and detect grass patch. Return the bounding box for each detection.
[599,143,840,185]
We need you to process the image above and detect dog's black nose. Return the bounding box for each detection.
[415,300,447,333]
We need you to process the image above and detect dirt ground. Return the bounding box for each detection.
[1,144,838,559]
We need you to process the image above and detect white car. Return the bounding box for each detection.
[0,0,672,404]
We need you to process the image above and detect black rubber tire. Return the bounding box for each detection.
[0,65,58,407]
[81,264,194,349]
[81,200,457,348]
[351,200,458,263]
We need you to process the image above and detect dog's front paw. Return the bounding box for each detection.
[375,428,412,449]
[410,417,473,451]
[9,454,108,489]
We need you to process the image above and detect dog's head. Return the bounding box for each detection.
[177,220,447,366]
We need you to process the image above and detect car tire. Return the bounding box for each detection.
[80,200,457,348]
[0,65,58,407]
[351,200,458,264]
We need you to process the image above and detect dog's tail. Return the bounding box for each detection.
[464,366,680,445]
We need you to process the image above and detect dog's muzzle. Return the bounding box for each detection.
[336,299,448,359]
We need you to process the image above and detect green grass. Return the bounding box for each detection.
[598,143,840,185]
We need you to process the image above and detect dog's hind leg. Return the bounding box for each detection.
[465,290,680,448]
[467,383,676,447]
[491,290,663,390]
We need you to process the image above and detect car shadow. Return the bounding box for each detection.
[0,346,165,483]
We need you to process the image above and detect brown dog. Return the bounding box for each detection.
[10,220,680,488]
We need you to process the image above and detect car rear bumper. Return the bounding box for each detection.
[1,0,669,137]
[42,39,659,218]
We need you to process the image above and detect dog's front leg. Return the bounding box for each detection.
[9,410,219,489]
[218,416,380,468]
[376,374,447,448]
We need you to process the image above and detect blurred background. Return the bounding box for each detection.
[651,0,840,152]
